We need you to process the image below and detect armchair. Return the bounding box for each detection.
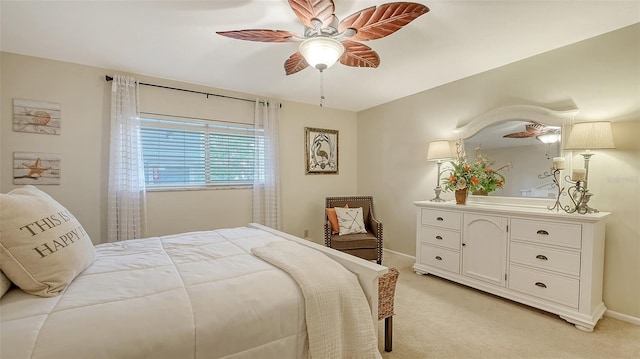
[324,196,383,264]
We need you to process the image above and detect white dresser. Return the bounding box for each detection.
[414,199,610,331]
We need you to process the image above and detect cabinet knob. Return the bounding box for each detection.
[435,256,442,261]
[536,230,549,236]
[535,282,547,288]
[535,254,548,261]
[462,243,466,247]
[436,217,444,221]
[435,235,443,240]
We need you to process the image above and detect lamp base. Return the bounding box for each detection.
[430,187,446,202]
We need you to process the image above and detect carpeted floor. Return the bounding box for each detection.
[378,250,640,358]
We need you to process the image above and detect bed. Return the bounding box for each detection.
[1,193,387,359]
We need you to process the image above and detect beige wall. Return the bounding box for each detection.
[1,52,357,247]
[357,24,640,318]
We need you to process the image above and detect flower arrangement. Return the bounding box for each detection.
[442,141,511,194]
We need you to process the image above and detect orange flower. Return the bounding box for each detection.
[471,177,479,185]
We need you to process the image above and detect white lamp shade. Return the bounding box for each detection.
[299,37,345,70]
[564,122,615,150]
[427,140,455,161]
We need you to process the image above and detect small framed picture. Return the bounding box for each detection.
[13,152,61,185]
[13,99,61,135]
[305,127,338,174]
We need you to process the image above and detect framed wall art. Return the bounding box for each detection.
[305,127,338,174]
[13,98,61,135]
[13,152,61,185]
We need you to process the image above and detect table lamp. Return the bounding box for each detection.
[563,121,615,213]
[427,140,454,202]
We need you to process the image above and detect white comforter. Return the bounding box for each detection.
[253,241,381,359]
[1,227,311,359]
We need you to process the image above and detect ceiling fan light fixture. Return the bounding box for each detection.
[537,133,561,144]
[299,37,345,71]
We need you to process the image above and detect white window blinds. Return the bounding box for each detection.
[140,116,260,188]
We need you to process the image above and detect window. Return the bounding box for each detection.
[140,116,261,188]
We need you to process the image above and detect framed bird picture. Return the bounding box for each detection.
[305,127,338,175]
[13,152,61,185]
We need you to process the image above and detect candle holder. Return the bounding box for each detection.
[539,169,563,211]
[561,176,598,214]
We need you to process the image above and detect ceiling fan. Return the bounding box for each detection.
[216,0,430,75]
[503,122,561,143]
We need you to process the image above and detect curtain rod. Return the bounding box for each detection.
[105,75,281,108]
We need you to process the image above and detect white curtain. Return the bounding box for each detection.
[107,74,146,242]
[253,99,282,230]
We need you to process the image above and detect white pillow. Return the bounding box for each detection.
[335,207,368,235]
[0,185,96,297]
[0,271,11,298]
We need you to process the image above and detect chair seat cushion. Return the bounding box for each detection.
[329,232,377,250]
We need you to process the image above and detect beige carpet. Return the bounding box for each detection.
[377,250,640,358]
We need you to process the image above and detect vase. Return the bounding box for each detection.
[455,188,468,205]
[472,189,488,196]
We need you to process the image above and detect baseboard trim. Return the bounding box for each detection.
[383,248,415,260]
[605,310,640,326]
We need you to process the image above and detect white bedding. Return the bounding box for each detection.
[1,227,320,359]
[253,241,381,359]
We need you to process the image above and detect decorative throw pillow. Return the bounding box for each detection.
[0,271,11,298]
[0,185,96,297]
[335,207,368,235]
[325,204,349,234]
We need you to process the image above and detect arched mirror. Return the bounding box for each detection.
[453,105,578,199]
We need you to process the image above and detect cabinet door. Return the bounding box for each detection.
[462,214,508,286]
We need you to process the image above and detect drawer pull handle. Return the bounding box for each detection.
[436,217,444,221]
[536,230,549,236]
[536,255,548,261]
[435,235,443,240]
[535,282,547,288]
[435,256,443,261]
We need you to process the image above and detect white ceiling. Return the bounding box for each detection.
[1,1,639,112]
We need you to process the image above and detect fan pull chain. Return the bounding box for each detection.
[319,69,325,107]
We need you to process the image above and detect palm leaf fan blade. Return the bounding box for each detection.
[288,0,336,28]
[216,30,299,42]
[284,52,310,75]
[338,2,429,41]
[340,41,380,68]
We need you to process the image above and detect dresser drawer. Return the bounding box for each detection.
[509,265,579,308]
[420,244,460,274]
[510,242,581,276]
[420,226,461,250]
[510,219,582,249]
[421,209,461,230]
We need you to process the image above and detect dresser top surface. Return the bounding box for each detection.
[414,199,610,222]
